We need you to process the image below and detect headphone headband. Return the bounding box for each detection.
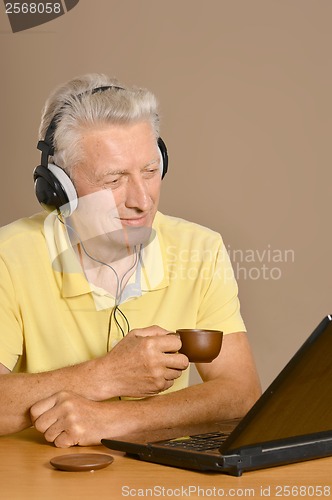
[37,86,126,167]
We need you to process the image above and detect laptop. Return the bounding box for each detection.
[102,315,332,476]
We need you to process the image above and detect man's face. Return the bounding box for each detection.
[68,121,162,250]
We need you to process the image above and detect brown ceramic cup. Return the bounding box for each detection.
[176,329,223,363]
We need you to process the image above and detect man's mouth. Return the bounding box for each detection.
[119,215,149,227]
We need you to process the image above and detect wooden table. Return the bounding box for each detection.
[1,428,332,499]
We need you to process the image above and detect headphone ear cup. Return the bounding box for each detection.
[158,137,168,179]
[33,164,78,216]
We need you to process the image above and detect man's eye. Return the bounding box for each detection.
[144,168,158,177]
[104,178,121,188]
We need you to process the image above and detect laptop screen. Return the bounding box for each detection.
[222,316,332,452]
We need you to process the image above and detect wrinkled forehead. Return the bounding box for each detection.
[77,122,159,168]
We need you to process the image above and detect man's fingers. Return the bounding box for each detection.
[30,394,57,424]
[164,352,189,370]
[53,430,78,448]
[164,367,185,381]
[131,330,184,356]
[133,325,171,337]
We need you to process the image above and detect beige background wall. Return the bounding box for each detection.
[0,0,331,389]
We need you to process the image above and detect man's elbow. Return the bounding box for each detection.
[237,378,262,417]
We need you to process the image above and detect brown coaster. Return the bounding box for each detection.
[50,453,114,472]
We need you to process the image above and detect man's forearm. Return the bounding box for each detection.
[110,374,262,440]
[117,333,262,437]
[29,370,262,448]
[0,360,101,435]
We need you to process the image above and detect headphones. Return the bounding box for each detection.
[33,85,169,216]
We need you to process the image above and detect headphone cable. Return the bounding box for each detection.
[56,214,141,347]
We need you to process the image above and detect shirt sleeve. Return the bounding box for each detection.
[196,237,246,335]
[0,256,23,370]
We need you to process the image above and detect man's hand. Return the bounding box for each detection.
[29,326,190,447]
[30,391,119,447]
[91,326,189,400]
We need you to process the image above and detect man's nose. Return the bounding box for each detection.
[125,176,151,212]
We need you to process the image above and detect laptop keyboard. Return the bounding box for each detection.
[159,432,229,451]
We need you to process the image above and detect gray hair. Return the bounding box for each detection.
[38,73,160,176]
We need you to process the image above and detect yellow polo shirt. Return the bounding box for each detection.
[0,211,245,394]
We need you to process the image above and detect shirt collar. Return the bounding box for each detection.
[43,210,169,301]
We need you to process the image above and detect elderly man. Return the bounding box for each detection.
[0,74,261,447]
